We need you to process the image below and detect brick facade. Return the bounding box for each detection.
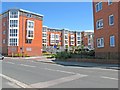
[93,1,120,59]
[1,9,43,56]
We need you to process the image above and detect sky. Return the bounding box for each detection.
[2,2,94,31]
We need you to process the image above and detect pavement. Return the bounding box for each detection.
[1,57,119,88]
[5,56,120,70]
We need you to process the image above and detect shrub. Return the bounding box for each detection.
[55,51,71,59]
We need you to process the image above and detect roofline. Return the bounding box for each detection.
[1,8,43,17]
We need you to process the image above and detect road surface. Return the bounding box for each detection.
[0,57,118,88]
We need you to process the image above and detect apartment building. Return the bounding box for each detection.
[0,9,43,56]
[42,26,47,48]
[61,29,70,48]
[42,26,94,52]
[81,31,94,50]
[69,31,76,47]
[76,31,82,46]
[47,28,62,47]
[93,0,120,59]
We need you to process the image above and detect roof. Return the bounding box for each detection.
[19,9,43,17]
[1,8,43,17]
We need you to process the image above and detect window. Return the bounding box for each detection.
[51,34,55,38]
[108,0,112,5]
[28,21,34,28]
[71,35,74,40]
[55,34,59,39]
[65,35,68,39]
[65,31,68,34]
[78,41,81,44]
[88,35,91,38]
[109,15,114,26]
[96,2,102,12]
[26,20,34,39]
[43,27,47,32]
[42,33,47,37]
[77,32,81,36]
[28,30,33,38]
[26,39,32,44]
[88,40,91,44]
[10,29,18,37]
[9,38,17,46]
[10,10,18,18]
[97,38,104,48]
[42,39,47,43]
[56,40,59,43]
[3,30,6,35]
[27,20,34,29]
[77,37,81,40]
[65,40,68,44]
[10,20,18,27]
[50,40,55,43]
[96,19,103,29]
[110,35,115,47]
[71,41,74,45]
[3,39,5,44]
[27,14,32,18]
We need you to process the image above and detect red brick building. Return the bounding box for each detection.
[0,9,43,56]
[93,1,120,59]
[42,26,94,52]
[47,28,62,46]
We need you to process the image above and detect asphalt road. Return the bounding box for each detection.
[0,57,119,88]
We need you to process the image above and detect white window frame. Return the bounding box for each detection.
[97,38,104,48]
[9,38,17,46]
[10,20,18,27]
[55,34,59,40]
[110,35,115,47]
[96,1,102,12]
[96,19,103,29]
[108,0,112,5]
[109,14,114,26]
[10,29,18,37]
[26,20,34,39]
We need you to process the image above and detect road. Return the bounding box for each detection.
[0,57,119,88]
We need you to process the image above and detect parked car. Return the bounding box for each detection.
[0,54,4,60]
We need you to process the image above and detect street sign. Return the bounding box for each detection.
[54,45,57,49]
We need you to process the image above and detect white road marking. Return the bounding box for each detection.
[101,76,118,80]
[20,64,36,68]
[30,74,88,88]
[6,82,20,88]
[68,67,118,72]
[0,73,31,88]
[44,68,77,74]
[6,62,15,64]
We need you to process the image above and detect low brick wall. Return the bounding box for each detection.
[65,58,120,64]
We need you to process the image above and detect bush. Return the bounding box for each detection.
[47,54,56,58]
[14,53,22,57]
[55,51,71,59]
[88,50,95,56]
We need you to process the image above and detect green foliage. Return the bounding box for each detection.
[14,53,22,57]
[47,54,57,58]
[13,53,30,57]
[55,51,71,59]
